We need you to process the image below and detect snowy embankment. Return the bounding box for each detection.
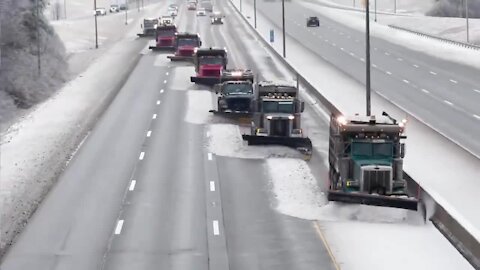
[228,1,480,269]
[0,1,168,255]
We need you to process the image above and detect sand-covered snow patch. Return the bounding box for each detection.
[206,124,303,159]
[266,158,423,224]
[184,90,213,124]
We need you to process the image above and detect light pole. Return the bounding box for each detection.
[94,0,98,48]
[374,0,377,22]
[36,0,41,75]
[366,0,371,116]
[465,0,470,43]
[254,0,257,28]
[353,0,355,7]
[394,0,396,14]
[240,0,243,13]
[282,0,286,58]
[64,0,67,19]
[125,1,128,25]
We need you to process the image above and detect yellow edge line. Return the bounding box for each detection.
[313,221,341,270]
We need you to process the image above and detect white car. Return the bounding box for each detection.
[196,8,206,16]
[109,5,119,13]
[94,8,107,16]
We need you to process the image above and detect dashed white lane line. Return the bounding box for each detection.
[166,72,169,75]
[346,35,351,39]
[160,89,164,93]
[374,47,378,50]
[413,64,419,68]
[139,152,145,160]
[349,52,355,56]
[208,153,213,160]
[129,180,137,191]
[156,100,161,105]
[386,71,392,75]
[340,47,344,51]
[444,100,454,106]
[209,181,216,191]
[397,58,403,61]
[430,71,437,75]
[474,114,480,120]
[385,52,390,56]
[372,64,377,68]
[152,114,157,119]
[212,220,220,236]
[114,220,124,235]
[147,130,152,137]
[475,89,480,94]
[403,79,410,84]
[206,131,211,138]
[332,43,337,47]
[449,79,458,84]
[355,39,359,43]
[421,88,430,94]
[163,80,167,84]
[360,58,365,62]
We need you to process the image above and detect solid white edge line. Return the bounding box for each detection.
[152,114,157,119]
[421,89,430,94]
[207,153,213,160]
[114,220,124,235]
[474,89,480,94]
[403,79,410,84]
[213,220,220,236]
[139,152,145,160]
[444,100,454,106]
[210,181,216,191]
[129,180,136,191]
[147,130,152,137]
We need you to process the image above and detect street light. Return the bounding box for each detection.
[465,0,470,43]
[94,0,98,48]
[365,0,371,116]
[394,0,396,14]
[282,0,286,57]
[254,0,257,29]
[374,0,377,22]
[36,0,41,75]
[125,2,128,25]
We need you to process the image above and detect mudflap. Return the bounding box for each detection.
[242,135,313,159]
[191,76,221,86]
[209,110,252,123]
[167,55,193,62]
[327,190,419,211]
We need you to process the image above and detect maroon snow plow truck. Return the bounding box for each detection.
[167,33,202,61]
[190,47,227,86]
[149,24,177,51]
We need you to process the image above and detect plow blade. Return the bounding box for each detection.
[149,46,175,51]
[242,135,313,157]
[167,55,193,62]
[328,190,419,211]
[137,33,155,38]
[190,76,221,86]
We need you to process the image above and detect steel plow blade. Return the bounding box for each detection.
[327,190,419,211]
[242,135,313,158]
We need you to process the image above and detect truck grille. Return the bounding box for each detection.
[203,69,220,77]
[226,98,251,111]
[179,48,194,56]
[363,169,391,194]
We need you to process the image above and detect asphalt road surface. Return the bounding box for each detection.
[1,1,337,269]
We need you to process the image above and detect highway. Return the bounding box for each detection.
[0,1,337,269]
[250,0,480,157]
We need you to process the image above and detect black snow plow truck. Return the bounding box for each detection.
[242,81,312,158]
[210,71,254,117]
[328,113,419,211]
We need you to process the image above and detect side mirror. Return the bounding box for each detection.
[400,143,406,158]
[199,40,203,46]
[301,102,305,113]
[140,24,143,29]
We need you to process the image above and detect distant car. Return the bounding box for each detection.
[187,2,197,10]
[196,8,206,16]
[160,16,174,25]
[119,4,128,10]
[169,4,179,10]
[210,12,224,24]
[306,16,320,27]
[94,8,107,16]
[200,1,213,12]
[168,7,178,16]
[109,5,119,13]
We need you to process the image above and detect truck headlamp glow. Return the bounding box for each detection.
[337,115,347,125]
[266,115,273,120]
[231,71,243,77]
[288,115,295,120]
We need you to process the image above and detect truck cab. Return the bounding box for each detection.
[149,24,177,51]
[216,81,254,113]
[167,33,202,61]
[138,18,159,37]
[190,48,228,85]
[328,113,418,210]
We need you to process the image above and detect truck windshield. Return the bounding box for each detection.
[144,21,157,28]
[262,101,294,113]
[352,142,393,158]
[199,56,224,65]
[177,38,198,47]
[158,29,176,37]
[223,84,253,94]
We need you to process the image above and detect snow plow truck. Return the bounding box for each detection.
[190,47,227,86]
[328,113,419,210]
[167,33,202,61]
[149,24,177,51]
[137,18,159,37]
[242,81,312,158]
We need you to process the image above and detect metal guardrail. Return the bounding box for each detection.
[388,24,480,51]
[228,1,480,268]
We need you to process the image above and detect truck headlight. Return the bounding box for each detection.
[288,115,295,120]
[266,115,273,120]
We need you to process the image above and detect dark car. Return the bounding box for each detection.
[306,16,320,27]
[119,4,128,10]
